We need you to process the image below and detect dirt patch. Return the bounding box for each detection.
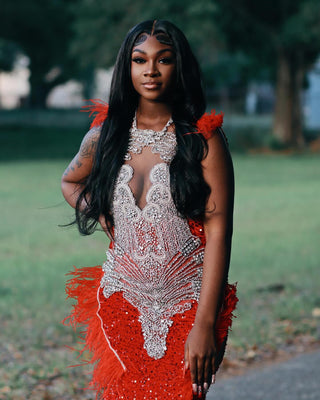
[219,334,320,379]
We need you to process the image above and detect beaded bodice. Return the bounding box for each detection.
[100,120,204,360]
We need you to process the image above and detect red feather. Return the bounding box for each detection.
[196,110,224,140]
[62,266,125,398]
[81,99,109,129]
[80,100,223,142]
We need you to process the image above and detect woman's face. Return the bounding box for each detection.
[131,34,176,102]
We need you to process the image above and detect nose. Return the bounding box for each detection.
[144,61,160,77]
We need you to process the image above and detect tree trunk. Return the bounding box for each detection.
[29,70,51,109]
[273,49,305,147]
[28,66,69,109]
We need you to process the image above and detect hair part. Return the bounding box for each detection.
[151,19,157,35]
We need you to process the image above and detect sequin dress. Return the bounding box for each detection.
[64,101,238,400]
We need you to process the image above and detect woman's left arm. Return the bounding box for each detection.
[184,128,234,396]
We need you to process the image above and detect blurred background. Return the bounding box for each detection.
[0,1,319,399]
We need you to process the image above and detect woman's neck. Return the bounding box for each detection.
[136,99,172,130]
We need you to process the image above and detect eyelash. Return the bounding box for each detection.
[159,58,174,64]
[132,57,174,64]
[132,57,146,64]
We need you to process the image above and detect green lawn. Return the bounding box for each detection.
[0,151,319,399]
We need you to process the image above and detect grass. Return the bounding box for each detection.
[0,159,106,399]
[230,154,320,348]
[0,121,320,398]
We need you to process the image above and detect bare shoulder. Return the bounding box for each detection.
[202,127,233,172]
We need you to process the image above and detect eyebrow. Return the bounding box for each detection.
[132,48,174,55]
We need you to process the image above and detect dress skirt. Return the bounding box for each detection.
[63,263,237,399]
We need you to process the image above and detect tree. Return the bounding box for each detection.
[0,39,19,72]
[215,0,320,147]
[0,0,78,108]
[70,0,220,69]
[70,0,320,147]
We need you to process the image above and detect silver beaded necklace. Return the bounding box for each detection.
[124,112,177,162]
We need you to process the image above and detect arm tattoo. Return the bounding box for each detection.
[75,157,82,168]
[63,164,75,177]
[63,155,82,177]
[63,128,99,177]
[79,128,99,159]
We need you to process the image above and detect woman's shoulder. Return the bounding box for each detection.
[81,99,109,129]
[195,110,224,140]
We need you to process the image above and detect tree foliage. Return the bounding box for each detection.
[215,0,320,145]
[1,0,319,133]
[70,0,221,73]
[216,0,320,72]
[0,39,19,72]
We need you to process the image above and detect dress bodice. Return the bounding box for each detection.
[100,119,205,360]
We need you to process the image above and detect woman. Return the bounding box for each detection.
[61,20,237,399]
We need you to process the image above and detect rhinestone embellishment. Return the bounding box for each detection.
[101,163,204,360]
[124,113,176,162]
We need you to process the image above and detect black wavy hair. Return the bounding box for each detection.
[75,19,210,235]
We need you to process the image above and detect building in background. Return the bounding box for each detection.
[0,60,113,109]
[47,68,113,108]
[0,55,29,108]
[304,57,320,129]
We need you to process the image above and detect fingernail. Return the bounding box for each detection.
[192,383,197,394]
[204,382,209,392]
[211,374,216,384]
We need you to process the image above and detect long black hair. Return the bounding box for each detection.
[76,19,210,235]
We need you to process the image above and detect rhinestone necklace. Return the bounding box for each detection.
[124,113,177,162]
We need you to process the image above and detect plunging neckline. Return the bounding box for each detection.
[121,162,168,213]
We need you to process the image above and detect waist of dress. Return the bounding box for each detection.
[101,246,204,303]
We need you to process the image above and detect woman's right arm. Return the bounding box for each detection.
[61,126,101,209]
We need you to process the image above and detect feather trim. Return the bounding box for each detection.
[63,266,237,397]
[196,110,224,140]
[62,266,125,398]
[81,99,109,129]
[80,99,223,142]
[215,282,238,349]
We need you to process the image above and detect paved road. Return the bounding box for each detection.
[206,350,320,400]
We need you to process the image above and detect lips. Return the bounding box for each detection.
[142,82,161,89]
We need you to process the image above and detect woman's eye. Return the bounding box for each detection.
[132,57,146,64]
[159,57,174,64]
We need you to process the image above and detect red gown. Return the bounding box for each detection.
[64,101,238,399]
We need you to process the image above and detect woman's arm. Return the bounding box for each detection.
[184,128,234,396]
[61,126,101,209]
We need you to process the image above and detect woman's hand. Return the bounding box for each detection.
[184,322,216,397]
